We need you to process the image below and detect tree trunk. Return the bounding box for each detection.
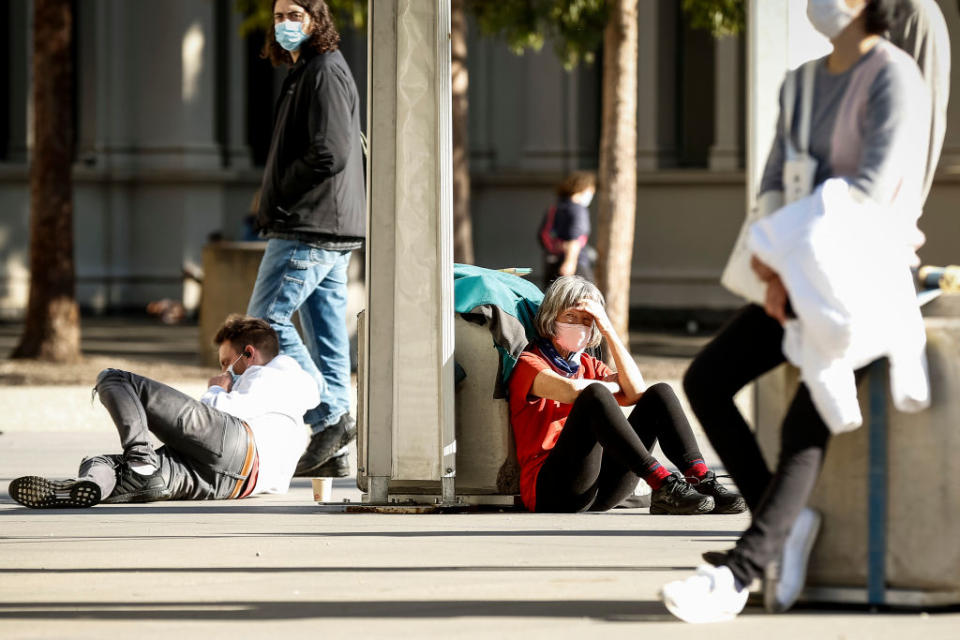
[12,0,81,362]
[451,0,474,264]
[595,0,638,345]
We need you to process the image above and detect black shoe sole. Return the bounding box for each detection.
[298,454,350,478]
[294,420,357,476]
[649,497,715,515]
[702,550,730,566]
[103,487,171,504]
[9,476,101,509]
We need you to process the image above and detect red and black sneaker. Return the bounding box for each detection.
[650,473,715,515]
[688,471,747,514]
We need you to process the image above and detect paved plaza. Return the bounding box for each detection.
[0,319,957,639]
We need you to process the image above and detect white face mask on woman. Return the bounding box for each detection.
[806,0,866,41]
[554,321,591,354]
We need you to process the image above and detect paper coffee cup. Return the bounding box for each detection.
[312,477,333,503]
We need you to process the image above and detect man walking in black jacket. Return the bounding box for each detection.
[247,0,364,478]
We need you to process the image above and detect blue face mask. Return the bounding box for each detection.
[225,353,244,387]
[275,20,309,52]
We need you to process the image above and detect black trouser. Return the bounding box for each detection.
[81,369,252,501]
[683,304,834,586]
[534,382,705,513]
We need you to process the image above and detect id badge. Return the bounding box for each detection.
[783,154,818,204]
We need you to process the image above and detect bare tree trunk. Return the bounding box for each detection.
[451,0,474,264]
[12,0,81,362]
[595,0,638,345]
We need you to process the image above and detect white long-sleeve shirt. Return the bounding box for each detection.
[200,354,319,495]
[748,179,930,433]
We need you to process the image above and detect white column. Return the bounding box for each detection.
[636,0,677,171]
[226,6,252,169]
[365,0,455,504]
[6,0,32,163]
[709,35,742,171]
[83,0,221,171]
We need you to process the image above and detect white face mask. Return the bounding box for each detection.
[578,190,594,208]
[554,321,591,354]
[806,0,865,41]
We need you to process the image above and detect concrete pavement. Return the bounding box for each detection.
[1,318,957,638]
[2,429,958,640]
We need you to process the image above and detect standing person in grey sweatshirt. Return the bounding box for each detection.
[663,0,933,623]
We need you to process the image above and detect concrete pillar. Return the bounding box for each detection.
[6,0,32,163]
[636,0,678,171]
[708,35,742,171]
[81,0,221,170]
[225,6,252,170]
[365,0,455,504]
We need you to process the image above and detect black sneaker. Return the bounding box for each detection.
[650,473,715,515]
[689,471,747,514]
[306,452,350,478]
[103,465,171,504]
[9,476,101,509]
[294,414,357,477]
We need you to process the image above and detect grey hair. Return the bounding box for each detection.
[534,276,605,348]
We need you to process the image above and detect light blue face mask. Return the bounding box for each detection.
[275,20,309,52]
[225,352,244,387]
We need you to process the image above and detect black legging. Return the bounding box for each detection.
[534,382,705,513]
[684,304,836,586]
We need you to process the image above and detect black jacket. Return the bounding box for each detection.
[257,49,365,240]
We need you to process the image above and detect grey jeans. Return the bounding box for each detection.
[80,369,252,501]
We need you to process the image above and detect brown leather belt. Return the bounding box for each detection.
[230,421,259,499]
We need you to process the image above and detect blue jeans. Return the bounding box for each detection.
[247,238,352,432]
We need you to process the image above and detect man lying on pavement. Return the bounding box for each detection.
[8,314,318,508]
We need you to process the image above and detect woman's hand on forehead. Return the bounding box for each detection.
[573,299,614,334]
[558,307,594,326]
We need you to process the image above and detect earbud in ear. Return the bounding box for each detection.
[244,349,253,358]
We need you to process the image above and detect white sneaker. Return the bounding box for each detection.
[661,564,748,623]
[764,507,822,613]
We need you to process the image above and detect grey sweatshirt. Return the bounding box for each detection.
[760,40,930,215]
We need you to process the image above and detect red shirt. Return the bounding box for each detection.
[508,347,612,511]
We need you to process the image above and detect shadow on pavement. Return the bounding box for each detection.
[0,599,677,622]
[0,565,697,574]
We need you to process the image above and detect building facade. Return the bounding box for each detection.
[2,0,959,319]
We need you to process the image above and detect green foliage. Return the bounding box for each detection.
[468,0,607,69]
[681,0,745,37]
[234,0,367,37]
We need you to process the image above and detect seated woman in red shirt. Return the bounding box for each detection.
[508,276,745,514]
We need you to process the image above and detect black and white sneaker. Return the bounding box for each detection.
[9,476,101,509]
[689,471,747,514]
[103,465,171,504]
[650,473,715,515]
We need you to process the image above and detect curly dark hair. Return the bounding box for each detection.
[214,314,280,360]
[262,0,340,67]
[864,0,900,35]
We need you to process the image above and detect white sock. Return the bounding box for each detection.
[129,463,158,476]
